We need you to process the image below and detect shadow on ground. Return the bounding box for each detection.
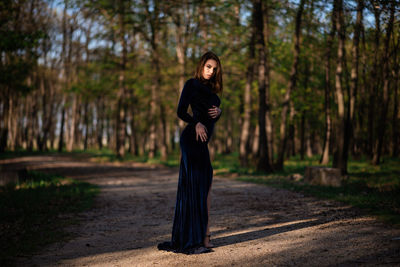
[2,155,399,266]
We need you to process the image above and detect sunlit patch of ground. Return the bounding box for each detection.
[5,155,399,266]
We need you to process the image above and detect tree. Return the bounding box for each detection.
[320,0,337,164]
[372,0,395,165]
[276,0,305,170]
[332,0,346,174]
[254,0,273,172]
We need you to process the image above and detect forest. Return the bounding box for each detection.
[1,0,399,175]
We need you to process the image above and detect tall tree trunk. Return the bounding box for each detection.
[0,86,9,152]
[367,4,381,156]
[58,98,66,152]
[332,0,347,174]
[276,0,305,170]
[392,35,400,157]
[65,12,76,151]
[40,69,54,151]
[253,0,273,172]
[144,1,162,159]
[8,95,17,150]
[175,11,187,134]
[58,1,68,152]
[130,113,139,156]
[320,1,336,164]
[116,0,127,158]
[239,20,255,166]
[372,1,395,165]
[263,0,274,166]
[345,0,363,164]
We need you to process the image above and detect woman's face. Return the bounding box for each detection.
[202,59,218,80]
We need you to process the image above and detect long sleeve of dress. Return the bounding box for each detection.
[177,79,199,125]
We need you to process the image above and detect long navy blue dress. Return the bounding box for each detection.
[158,78,221,254]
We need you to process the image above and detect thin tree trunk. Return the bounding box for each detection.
[300,110,305,160]
[83,101,89,150]
[367,4,381,156]
[116,0,128,158]
[345,0,363,164]
[263,0,274,166]
[173,4,189,134]
[0,86,9,152]
[276,0,305,170]
[253,0,273,172]
[8,95,17,150]
[145,1,162,159]
[159,103,168,160]
[372,1,395,165]
[356,20,368,156]
[332,0,347,174]
[320,1,336,164]
[392,36,399,157]
[96,97,104,150]
[239,22,255,166]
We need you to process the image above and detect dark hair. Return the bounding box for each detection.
[194,51,223,94]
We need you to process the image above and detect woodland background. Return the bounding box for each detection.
[1,0,399,175]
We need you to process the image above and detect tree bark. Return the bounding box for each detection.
[263,0,274,166]
[143,0,163,159]
[320,1,337,164]
[367,3,381,156]
[253,0,273,172]
[332,0,347,174]
[239,17,255,166]
[392,35,400,157]
[276,0,305,170]
[372,1,395,165]
[344,0,363,164]
[116,0,128,158]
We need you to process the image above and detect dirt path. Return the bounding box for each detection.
[4,155,400,266]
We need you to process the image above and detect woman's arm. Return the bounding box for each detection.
[177,79,199,125]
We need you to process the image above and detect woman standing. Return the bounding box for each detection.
[158,51,223,254]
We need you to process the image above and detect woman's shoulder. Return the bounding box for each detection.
[185,78,197,86]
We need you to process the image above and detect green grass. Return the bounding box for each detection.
[2,149,399,228]
[0,170,99,266]
[100,149,400,226]
[77,149,400,226]
[234,156,400,227]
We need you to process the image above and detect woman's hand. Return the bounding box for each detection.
[208,105,221,119]
[195,122,208,142]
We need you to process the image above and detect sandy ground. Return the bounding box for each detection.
[2,155,400,267]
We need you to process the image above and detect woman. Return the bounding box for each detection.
[158,51,223,254]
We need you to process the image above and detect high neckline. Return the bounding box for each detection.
[194,78,214,94]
